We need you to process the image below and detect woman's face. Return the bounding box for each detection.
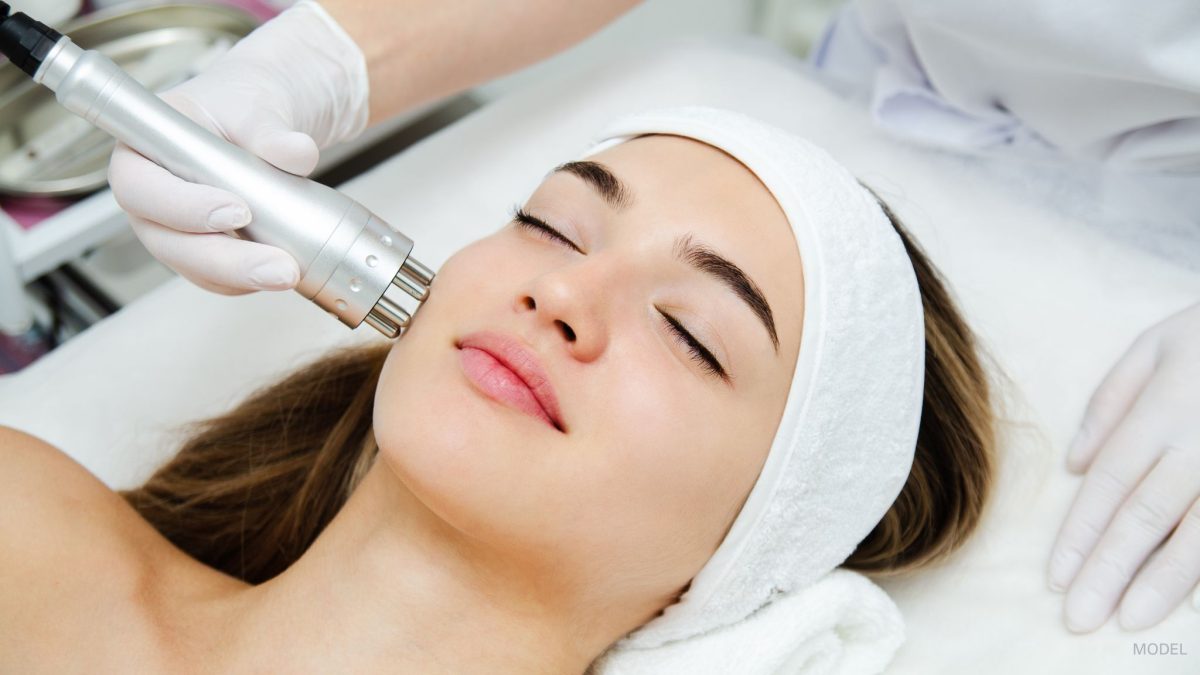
[373,134,804,617]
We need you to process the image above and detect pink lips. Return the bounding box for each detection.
[457,332,565,432]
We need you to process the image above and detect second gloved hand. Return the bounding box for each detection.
[107,0,369,294]
[1048,299,1200,633]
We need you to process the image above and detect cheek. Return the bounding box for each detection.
[561,350,751,562]
[443,230,540,288]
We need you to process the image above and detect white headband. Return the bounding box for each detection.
[580,106,925,648]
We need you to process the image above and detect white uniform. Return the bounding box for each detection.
[810,0,1200,172]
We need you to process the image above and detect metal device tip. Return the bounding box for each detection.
[363,312,401,339]
[366,294,411,339]
[401,256,435,286]
[392,271,428,302]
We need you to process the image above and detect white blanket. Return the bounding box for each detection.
[2,36,1198,673]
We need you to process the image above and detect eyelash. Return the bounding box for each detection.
[659,310,729,381]
[511,206,581,251]
[510,205,729,382]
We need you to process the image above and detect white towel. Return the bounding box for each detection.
[591,569,905,675]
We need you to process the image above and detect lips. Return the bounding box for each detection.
[457,331,565,432]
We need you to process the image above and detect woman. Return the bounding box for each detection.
[105,0,1200,635]
[1,109,994,672]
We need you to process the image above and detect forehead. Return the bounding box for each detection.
[566,134,805,355]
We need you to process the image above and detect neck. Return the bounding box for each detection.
[178,463,606,674]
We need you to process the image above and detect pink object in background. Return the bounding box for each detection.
[0,328,52,374]
[2,196,80,230]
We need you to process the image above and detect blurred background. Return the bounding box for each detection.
[0,0,842,373]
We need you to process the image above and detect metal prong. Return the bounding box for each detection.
[400,256,435,287]
[371,294,411,329]
[392,270,428,302]
[363,311,400,339]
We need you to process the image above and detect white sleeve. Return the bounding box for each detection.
[810,0,1200,171]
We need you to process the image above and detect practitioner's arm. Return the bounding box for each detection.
[321,0,642,125]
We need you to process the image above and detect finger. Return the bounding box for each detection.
[230,107,320,177]
[109,143,252,234]
[129,216,299,293]
[1049,401,1164,593]
[1068,332,1159,473]
[1118,449,1200,630]
[131,216,260,295]
[165,88,320,176]
[1062,447,1200,632]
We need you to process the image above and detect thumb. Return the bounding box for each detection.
[235,109,321,177]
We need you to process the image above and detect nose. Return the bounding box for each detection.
[515,264,612,362]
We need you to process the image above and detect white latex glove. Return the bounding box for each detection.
[107,0,369,294]
[1048,300,1200,632]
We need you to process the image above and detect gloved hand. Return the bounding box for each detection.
[107,0,369,294]
[1048,299,1200,632]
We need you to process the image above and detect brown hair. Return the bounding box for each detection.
[121,345,388,584]
[121,195,996,586]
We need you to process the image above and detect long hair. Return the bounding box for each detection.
[121,345,387,583]
[121,196,997,585]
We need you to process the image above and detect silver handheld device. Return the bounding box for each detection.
[0,4,432,338]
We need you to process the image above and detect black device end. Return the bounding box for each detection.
[0,7,64,77]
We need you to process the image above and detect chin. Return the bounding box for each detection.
[373,325,567,541]
[373,375,528,533]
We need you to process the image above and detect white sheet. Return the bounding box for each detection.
[2,36,1198,673]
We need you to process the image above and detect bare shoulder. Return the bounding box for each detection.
[0,424,103,489]
[0,425,141,555]
[0,424,178,573]
[0,424,145,576]
[0,426,161,661]
[0,426,241,671]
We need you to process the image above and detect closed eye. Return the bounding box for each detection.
[511,205,583,253]
[510,205,729,384]
[658,309,729,382]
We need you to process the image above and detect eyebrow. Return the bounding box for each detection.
[673,234,780,353]
[552,161,780,353]
[554,161,633,210]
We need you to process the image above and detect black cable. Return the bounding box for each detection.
[0,4,63,76]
